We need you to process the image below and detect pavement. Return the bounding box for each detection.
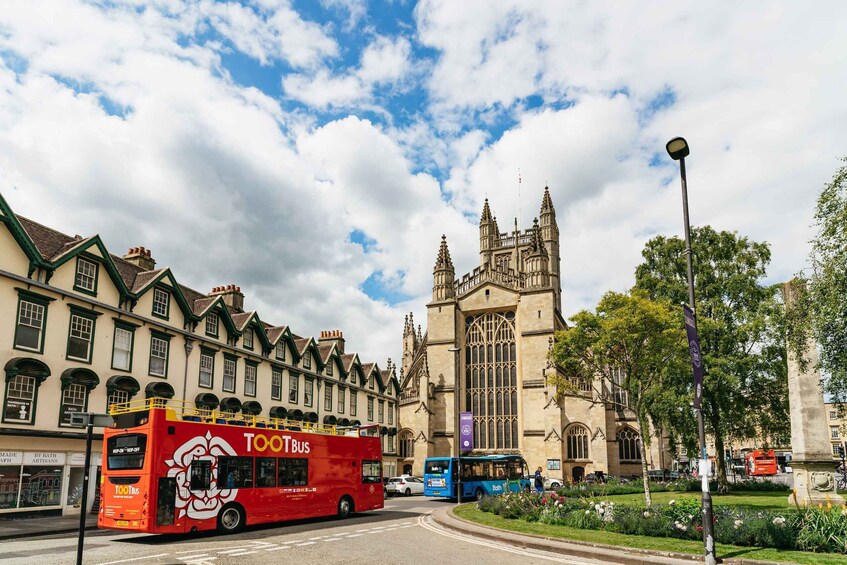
[0,507,785,565]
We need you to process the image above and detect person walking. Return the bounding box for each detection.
[534,466,544,493]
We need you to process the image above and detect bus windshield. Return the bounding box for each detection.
[107,433,147,470]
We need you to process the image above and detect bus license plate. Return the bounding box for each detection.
[116,520,129,526]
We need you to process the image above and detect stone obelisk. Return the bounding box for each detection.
[784,281,844,506]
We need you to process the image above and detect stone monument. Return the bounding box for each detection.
[784,281,844,506]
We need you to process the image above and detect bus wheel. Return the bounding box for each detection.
[337,496,354,519]
[474,488,484,501]
[217,504,245,534]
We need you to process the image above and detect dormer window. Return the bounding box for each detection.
[275,340,286,361]
[303,351,311,369]
[369,375,374,390]
[326,360,333,376]
[206,313,219,337]
[74,257,98,294]
[243,328,254,350]
[152,288,169,318]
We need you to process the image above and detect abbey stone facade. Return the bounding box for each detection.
[397,187,671,482]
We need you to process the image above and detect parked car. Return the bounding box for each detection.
[385,476,424,496]
[543,477,564,490]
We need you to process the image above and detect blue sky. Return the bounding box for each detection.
[1,1,846,364]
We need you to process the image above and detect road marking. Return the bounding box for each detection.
[177,550,212,554]
[176,555,210,560]
[344,533,363,538]
[282,539,304,544]
[308,535,326,540]
[355,528,371,532]
[95,554,169,565]
[264,546,291,552]
[295,541,316,546]
[227,551,258,556]
[217,548,254,554]
[323,537,343,542]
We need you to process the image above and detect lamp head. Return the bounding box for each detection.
[666,137,690,160]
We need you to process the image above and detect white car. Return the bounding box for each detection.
[385,476,424,496]
[544,477,564,490]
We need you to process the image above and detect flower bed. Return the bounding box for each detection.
[477,491,847,554]
[547,478,789,499]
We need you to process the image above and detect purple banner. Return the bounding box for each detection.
[683,304,704,409]
[459,412,473,451]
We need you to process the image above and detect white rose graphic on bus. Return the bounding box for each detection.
[165,432,237,520]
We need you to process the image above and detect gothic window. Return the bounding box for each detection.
[465,311,518,451]
[399,430,415,458]
[566,425,590,460]
[617,427,641,462]
[611,366,629,409]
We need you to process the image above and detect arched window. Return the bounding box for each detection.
[566,425,590,460]
[617,427,641,462]
[399,430,415,459]
[105,375,140,411]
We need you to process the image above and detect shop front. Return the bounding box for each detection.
[0,449,101,516]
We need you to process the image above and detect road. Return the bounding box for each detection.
[1,496,611,565]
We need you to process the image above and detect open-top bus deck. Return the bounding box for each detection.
[99,398,384,534]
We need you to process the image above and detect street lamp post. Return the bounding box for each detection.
[666,136,716,565]
[449,346,461,505]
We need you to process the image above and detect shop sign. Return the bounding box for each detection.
[0,451,23,465]
[23,452,66,465]
[68,452,101,466]
[4,398,33,423]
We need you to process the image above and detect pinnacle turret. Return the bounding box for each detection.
[434,235,454,271]
[529,217,546,255]
[540,185,554,213]
[480,198,492,224]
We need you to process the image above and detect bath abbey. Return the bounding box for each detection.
[397,187,670,482]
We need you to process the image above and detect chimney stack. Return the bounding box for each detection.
[122,246,156,271]
[318,329,345,355]
[209,284,245,313]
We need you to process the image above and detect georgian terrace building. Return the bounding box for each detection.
[0,192,400,517]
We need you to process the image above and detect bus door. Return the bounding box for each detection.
[491,461,508,495]
[156,477,176,526]
[361,459,383,506]
[460,461,475,499]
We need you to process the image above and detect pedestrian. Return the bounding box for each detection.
[534,466,544,493]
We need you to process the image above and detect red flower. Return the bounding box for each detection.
[541,498,547,503]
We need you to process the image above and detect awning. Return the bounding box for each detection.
[338,418,351,427]
[195,392,219,409]
[388,427,397,436]
[4,357,51,383]
[305,412,319,423]
[106,375,140,395]
[145,381,175,399]
[60,367,99,390]
[380,426,389,436]
[289,409,305,421]
[351,420,361,426]
[242,401,262,416]
[269,406,288,419]
[219,397,242,413]
[323,415,337,425]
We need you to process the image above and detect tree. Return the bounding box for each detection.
[806,158,847,400]
[634,226,789,492]
[550,290,688,506]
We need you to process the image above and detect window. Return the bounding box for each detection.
[350,390,357,416]
[399,430,414,458]
[271,368,282,401]
[378,400,384,423]
[304,379,314,407]
[60,384,87,427]
[74,257,97,293]
[611,367,629,408]
[107,389,130,411]
[243,328,253,350]
[566,425,589,460]
[303,351,311,369]
[288,374,299,403]
[326,360,333,376]
[149,334,170,377]
[338,387,345,414]
[4,375,36,424]
[388,434,394,452]
[832,427,840,439]
[190,460,211,491]
[369,376,374,390]
[324,384,333,411]
[367,397,374,421]
[617,427,641,462]
[388,402,394,424]
[223,356,237,393]
[67,313,95,362]
[831,411,838,420]
[112,326,134,371]
[152,288,169,318]
[278,458,308,486]
[218,457,253,489]
[257,458,276,487]
[205,313,219,337]
[276,340,286,360]
[833,444,842,456]
[15,299,46,352]
[244,363,257,397]
[199,351,214,388]
[362,460,381,484]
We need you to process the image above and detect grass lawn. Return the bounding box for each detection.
[597,490,791,511]
[454,504,845,565]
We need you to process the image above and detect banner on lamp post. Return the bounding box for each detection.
[459,412,473,452]
[683,304,704,409]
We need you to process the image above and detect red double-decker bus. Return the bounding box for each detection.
[745,449,778,477]
[98,398,384,534]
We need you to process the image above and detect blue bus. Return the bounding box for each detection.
[423,455,531,500]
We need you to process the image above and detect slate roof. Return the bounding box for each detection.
[17,216,79,260]
[341,354,358,373]
[230,312,254,331]
[265,326,287,344]
[318,343,334,363]
[293,338,310,355]
[130,269,164,293]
